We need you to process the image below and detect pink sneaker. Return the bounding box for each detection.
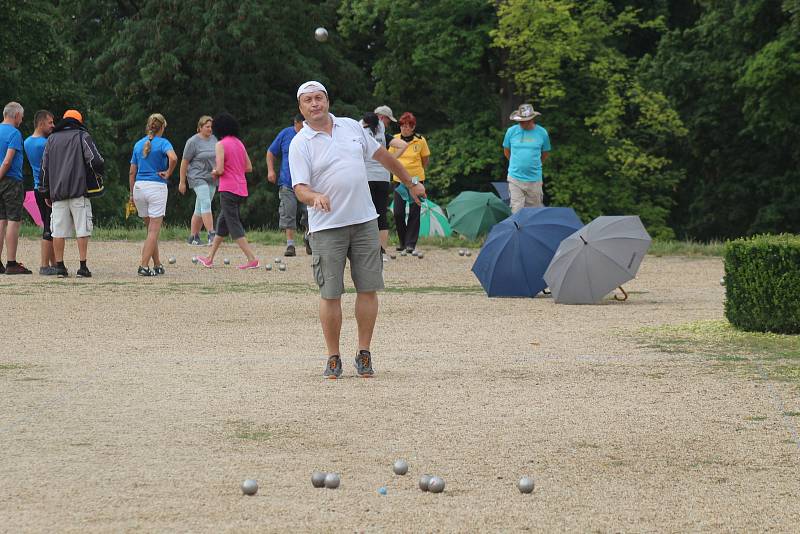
[238,259,260,270]
[197,256,213,268]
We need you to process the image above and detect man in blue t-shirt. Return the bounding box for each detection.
[267,114,309,256]
[502,103,551,213]
[0,101,32,274]
[24,110,57,275]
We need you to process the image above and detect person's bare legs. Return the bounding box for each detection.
[234,236,256,262]
[206,234,224,262]
[190,214,202,238]
[285,228,295,242]
[140,216,163,267]
[201,211,214,234]
[40,239,55,268]
[5,220,20,261]
[53,237,65,262]
[320,297,342,356]
[0,219,7,263]
[77,236,89,262]
[355,291,378,351]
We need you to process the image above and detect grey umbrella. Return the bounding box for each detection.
[543,216,652,304]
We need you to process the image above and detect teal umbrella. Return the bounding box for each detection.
[389,197,452,237]
[447,191,511,240]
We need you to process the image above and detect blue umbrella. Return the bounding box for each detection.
[491,181,510,205]
[471,207,583,297]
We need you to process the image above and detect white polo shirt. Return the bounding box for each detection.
[289,114,381,232]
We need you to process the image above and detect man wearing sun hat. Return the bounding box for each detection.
[374,105,397,145]
[502,103,551,212]
[39,109,104,278]
[289,81,425,380]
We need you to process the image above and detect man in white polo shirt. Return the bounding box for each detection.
[289,81,425,379]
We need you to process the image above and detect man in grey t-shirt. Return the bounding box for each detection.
[179,116,218,245]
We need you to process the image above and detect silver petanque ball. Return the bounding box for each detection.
[393,459,409,476]
[223,258,230,265]
[324,472,340,489]
[241,479,258,495]
[427,476,445,493]
[411,250,419,257]
[458,249,465,256]
[278,263,287,271]
[419,474,432,492]
[517,476,535,494]
[311,471,327,488]
[315,27,329,42]
[191,256,198,264]
[265,264,272,271]
[720,277,725,286]
[274,258,281,264]
[465,250,472,257]
[168,256,176,264]
[417,252,424,259]
[389,254,396,259]
[400,251,407,257]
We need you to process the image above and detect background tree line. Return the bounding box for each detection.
[2,0,797,240]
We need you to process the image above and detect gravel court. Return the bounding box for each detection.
[1,240,799,532]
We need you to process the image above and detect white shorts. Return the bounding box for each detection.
[51,197,93,238]
[133,181,168,218]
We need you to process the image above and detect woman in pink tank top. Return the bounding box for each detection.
[196,113,259,270]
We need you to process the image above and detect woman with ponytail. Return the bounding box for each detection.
[129,113,178,276]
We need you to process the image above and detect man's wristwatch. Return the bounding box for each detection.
[410,177,420,186]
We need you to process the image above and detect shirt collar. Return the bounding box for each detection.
[300,113,341,139]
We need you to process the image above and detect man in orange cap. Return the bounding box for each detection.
[39,109,104,278]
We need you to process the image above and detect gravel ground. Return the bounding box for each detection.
[1,239,798,533]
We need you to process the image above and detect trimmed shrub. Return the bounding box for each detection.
[724,234,800,334]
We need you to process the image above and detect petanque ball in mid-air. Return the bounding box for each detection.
[311,471,326,488]
[419,474,432,492]
[168,256,176,264]
[223,258,230,265]
[517,476,535,494]
[427,476,445,493]
[393,459,409,475]
[191,256,198,264]
[324,472,340,489]
[315,27,328,42]
[241,479,258,495]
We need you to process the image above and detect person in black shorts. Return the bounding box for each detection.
[24,110,57,275]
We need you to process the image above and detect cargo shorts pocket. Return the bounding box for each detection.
[311,255,324,287]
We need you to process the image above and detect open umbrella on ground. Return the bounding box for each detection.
[447,191,511,240]
[491,181,511,205]
[472,207,583,297]
[543,215,652,304]
[389,197,452,237]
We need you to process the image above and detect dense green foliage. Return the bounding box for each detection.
[2,0,797,239]
[724,234,800,334]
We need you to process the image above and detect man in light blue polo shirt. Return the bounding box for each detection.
[502,103,551,213]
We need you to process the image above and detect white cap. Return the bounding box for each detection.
[297,81,328,100]
[374,105,397,122]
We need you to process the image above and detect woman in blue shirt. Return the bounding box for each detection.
[129,113,177,277]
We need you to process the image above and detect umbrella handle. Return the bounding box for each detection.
[613,286,628,301]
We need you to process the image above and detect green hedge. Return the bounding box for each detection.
[724,234,800,334]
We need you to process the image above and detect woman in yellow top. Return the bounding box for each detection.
[390,112,430,253]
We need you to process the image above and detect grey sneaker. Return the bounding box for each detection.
[207,232,216,246]
[189,235,202,246]
[39,266,59,276]
[354,350,374,377]
[323,355,342,379]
